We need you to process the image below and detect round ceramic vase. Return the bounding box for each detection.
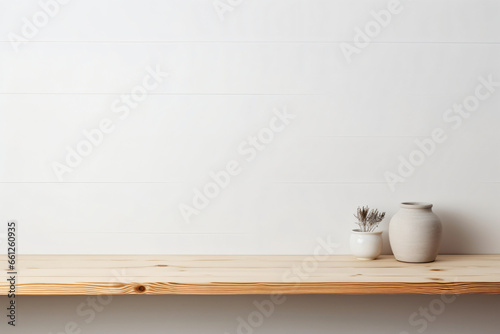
[350,230,383,260]
[389,202,442,263]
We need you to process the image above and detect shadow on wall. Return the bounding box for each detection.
[438,209,484,254]
[382,209,489,256]
[381,227,392,255]
[1,295,499,334]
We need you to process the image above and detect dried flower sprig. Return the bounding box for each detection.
[353,206,386,232]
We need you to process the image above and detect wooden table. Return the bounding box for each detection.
[2,255,499,295]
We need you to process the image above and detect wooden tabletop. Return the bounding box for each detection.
[1,255,500,295]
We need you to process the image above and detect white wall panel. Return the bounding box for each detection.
[1,43,499,95]
[1,0,499,42]
[1,93,499,183]
[0,0,499,254]
[1,180,499,254]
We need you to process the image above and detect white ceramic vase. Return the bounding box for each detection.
[350,230,383,260]
[389,202,442,263]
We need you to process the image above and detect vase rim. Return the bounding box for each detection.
[400,202,433,209]
[351,229,383,235]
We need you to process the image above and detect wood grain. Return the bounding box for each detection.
[1,255,500,295]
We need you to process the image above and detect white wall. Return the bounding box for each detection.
[1,0,500,255]
[1,0,499,332]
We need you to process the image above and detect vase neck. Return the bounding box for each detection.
[400,202,433,210]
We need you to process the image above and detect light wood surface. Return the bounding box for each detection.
[1,255,500,295]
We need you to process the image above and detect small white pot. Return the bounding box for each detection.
[350,229,383,260]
